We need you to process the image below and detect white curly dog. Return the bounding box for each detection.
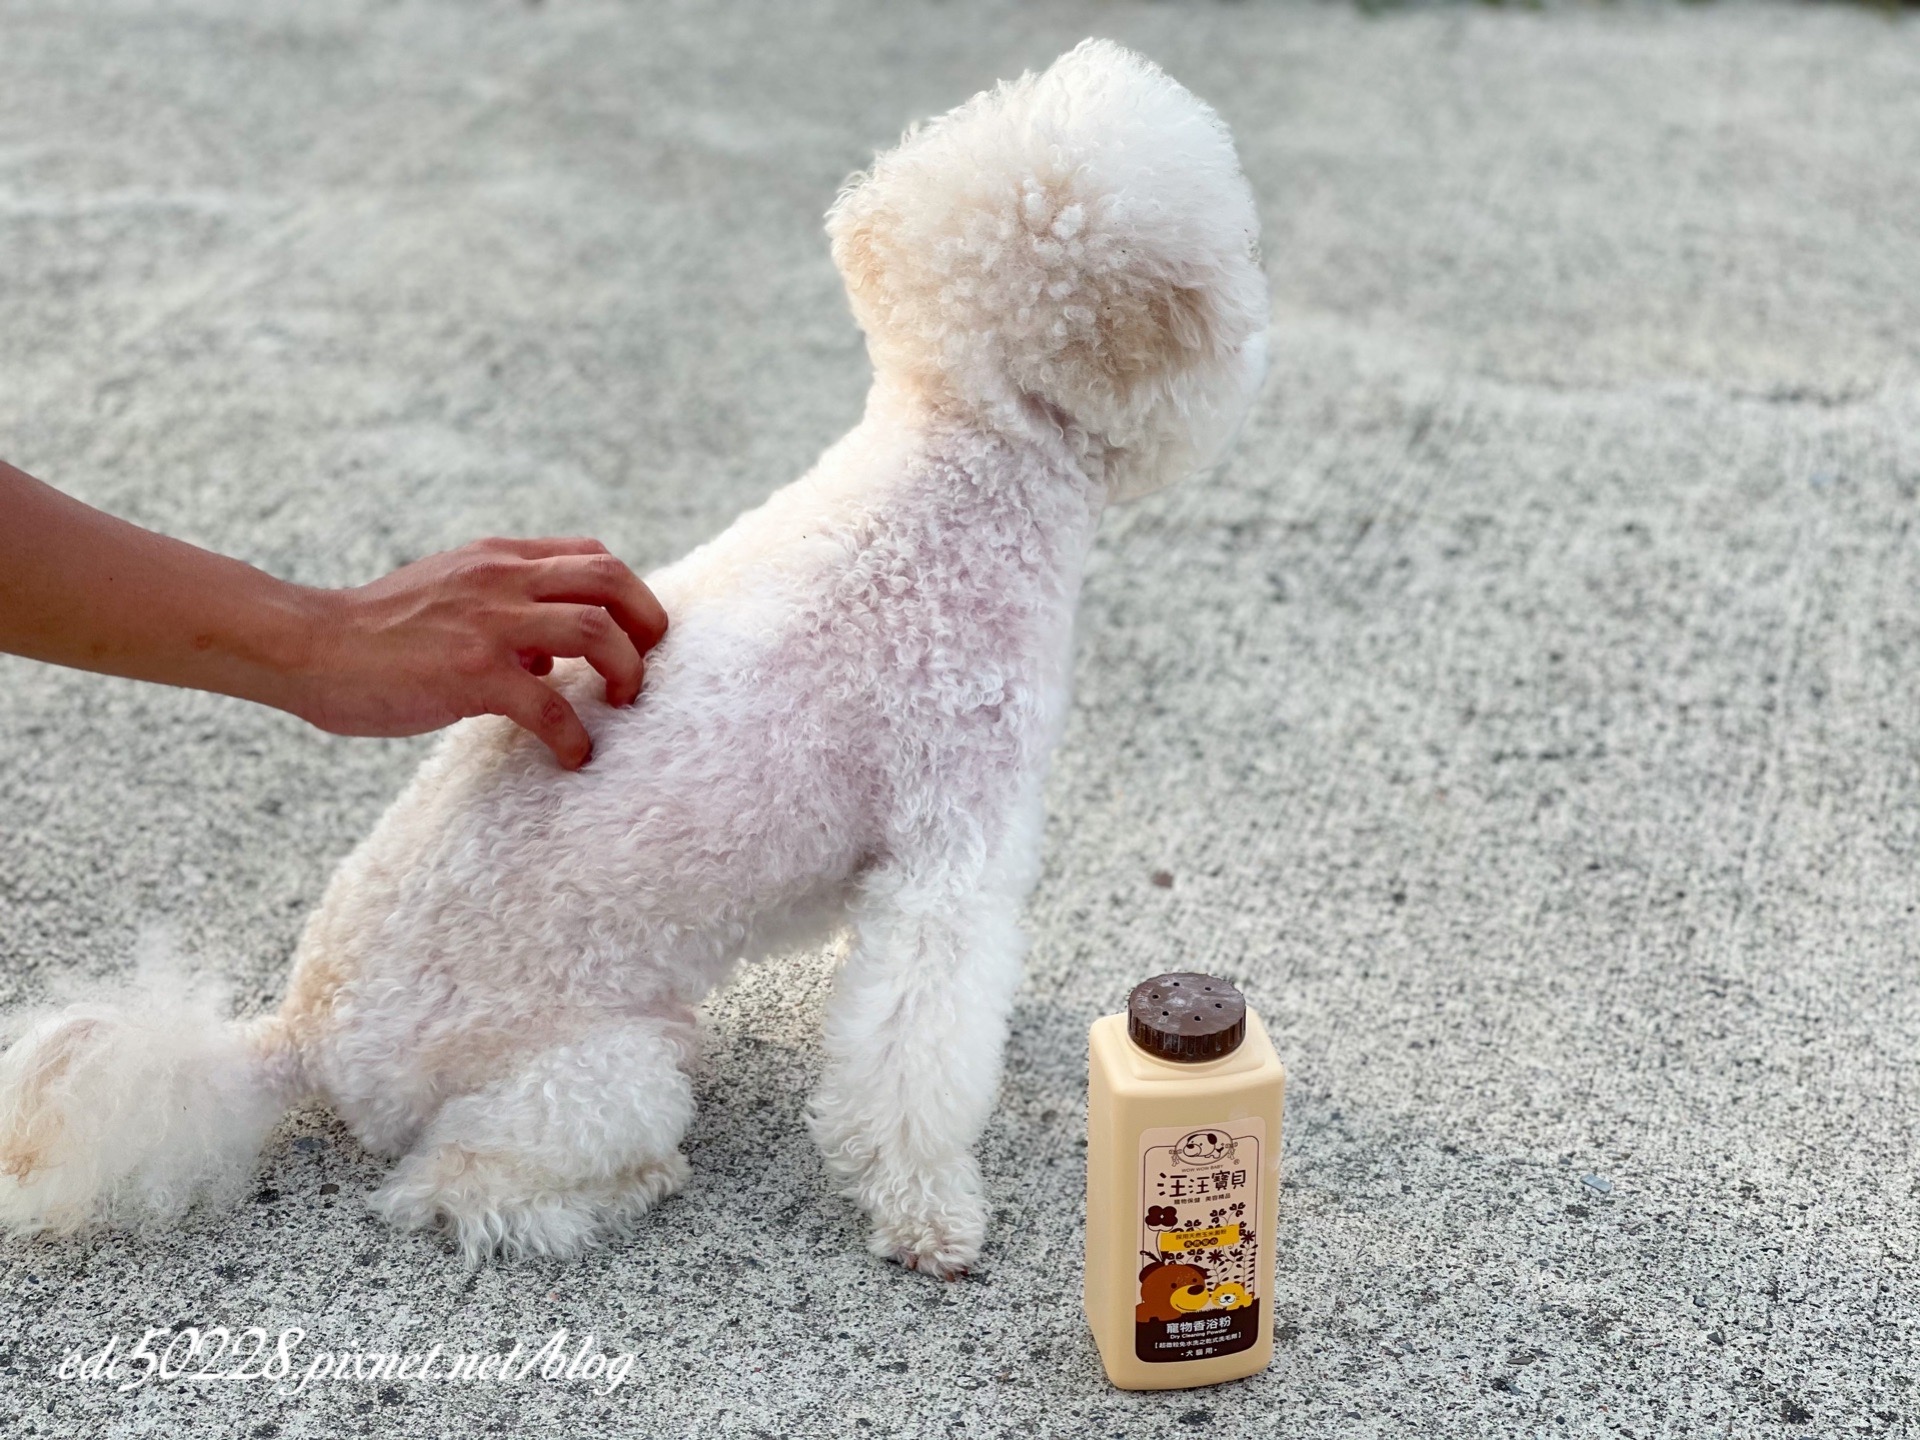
[0,39,1269,1278]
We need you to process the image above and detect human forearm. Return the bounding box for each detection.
[0,459,323,710]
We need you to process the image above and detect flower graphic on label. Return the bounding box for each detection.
[1144,1204,1179,1228]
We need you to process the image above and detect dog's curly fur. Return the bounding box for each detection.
[0,39,1269,1277]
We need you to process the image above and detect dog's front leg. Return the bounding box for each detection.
[807,853,1029,1279]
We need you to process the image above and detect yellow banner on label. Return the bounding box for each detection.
[1158,1223,1241,1253]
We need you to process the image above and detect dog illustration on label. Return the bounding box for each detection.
[1208,1281,1252,1311]
[1135,1250,1253,1321]
[1174,1130,1237,1168]
[1136,1256,1212,1324]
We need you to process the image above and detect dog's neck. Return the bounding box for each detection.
[859,375,1110,598]
[867,372,1121,502]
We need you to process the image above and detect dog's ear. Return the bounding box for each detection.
[826,40,1269,496]
[828,194,891,309]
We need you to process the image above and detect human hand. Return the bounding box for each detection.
[292,537,668,769]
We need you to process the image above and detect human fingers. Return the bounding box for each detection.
[486,669,593,769]
[524,553,669,655]
[514,602,646,707]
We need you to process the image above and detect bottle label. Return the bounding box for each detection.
[1134,1119,1264,1364]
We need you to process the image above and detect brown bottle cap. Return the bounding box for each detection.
[1126,973,1246,1063]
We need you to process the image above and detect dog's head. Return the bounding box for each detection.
[828,39,1270,501]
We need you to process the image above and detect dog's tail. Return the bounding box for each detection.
[0,940,303,1237]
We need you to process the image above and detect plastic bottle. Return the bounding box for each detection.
[1084,973,1286,1390]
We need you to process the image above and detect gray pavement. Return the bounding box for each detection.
[2,1,1916,1435]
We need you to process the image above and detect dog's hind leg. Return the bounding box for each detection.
[368,1016,696,1263]
[806,819,1038,1279]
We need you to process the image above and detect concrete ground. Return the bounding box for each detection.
[1,1,1916,1435]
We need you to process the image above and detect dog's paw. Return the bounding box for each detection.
[370,1144,690,1264]
[870,1223,980,1281]
[859,1163,987,1281]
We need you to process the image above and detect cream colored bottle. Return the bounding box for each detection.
[1084,973,1286,1390]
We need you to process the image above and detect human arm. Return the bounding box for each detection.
[0,459,667,769]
